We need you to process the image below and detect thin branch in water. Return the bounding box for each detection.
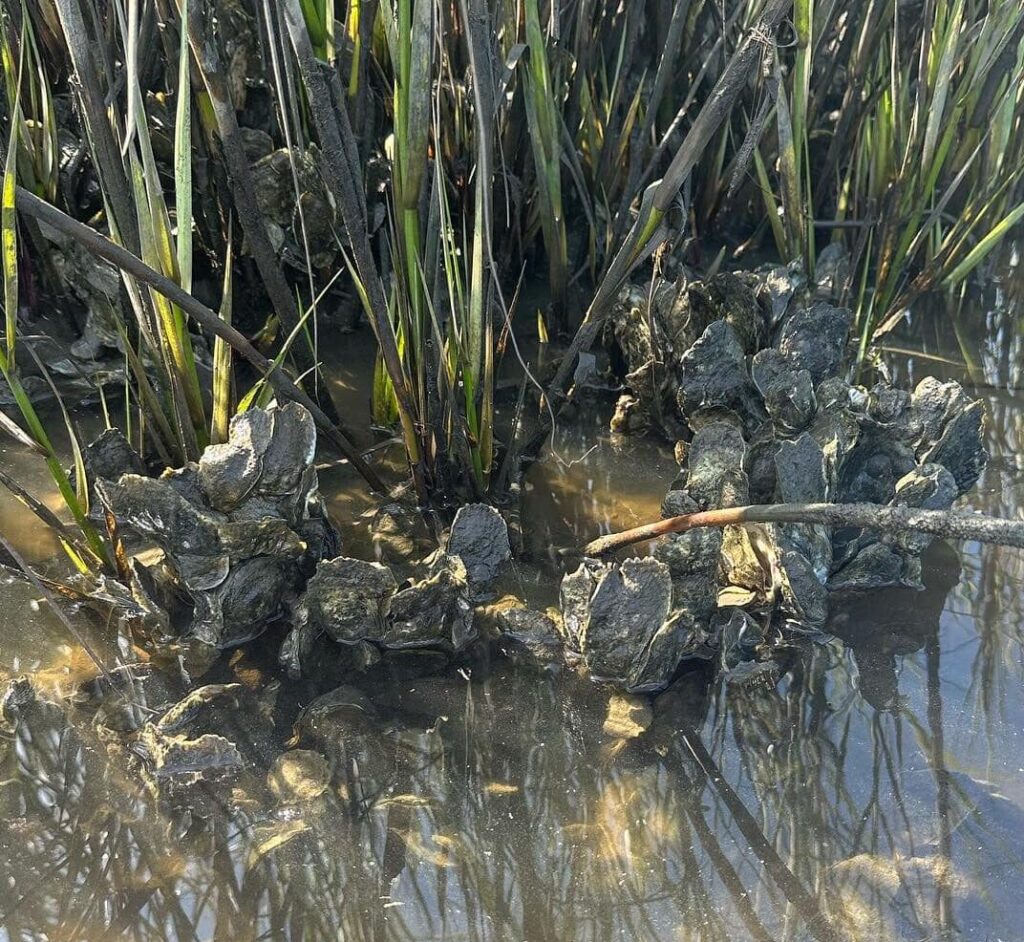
[0,532,125,701]
[680,726,842,942]
[583,501,1024,557]
[0,467,102,568]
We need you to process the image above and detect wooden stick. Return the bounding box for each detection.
[16,187,388,494]
[582,501,1024,557]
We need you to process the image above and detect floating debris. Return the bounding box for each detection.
[376,793,435,810]
[483,782,520,796]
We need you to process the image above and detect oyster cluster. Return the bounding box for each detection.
[250,145,338,270]
[98,402,339,648]
[96,403,514,667]
[559,267,989,689]
[280,503,511,675]
[559,557,706,692]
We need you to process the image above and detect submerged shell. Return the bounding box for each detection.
[268,750,331,802]
[602,693,654,739]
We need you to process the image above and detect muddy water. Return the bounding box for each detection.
[2,260,1024,941]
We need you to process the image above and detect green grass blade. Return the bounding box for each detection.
[2,35,22,371]
[175,0,193,294]
[211,230,234,444]
[122,0,140,154]
[0,355,109,566]
[27,345,90,511]
[942,201,1024,286]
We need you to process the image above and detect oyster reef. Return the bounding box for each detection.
[83,266,988,698]
[549,267,987,690]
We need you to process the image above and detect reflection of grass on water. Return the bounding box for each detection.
[5,593,1024,942]
[880,277,1024,769]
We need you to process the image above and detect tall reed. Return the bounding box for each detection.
[745,0,1024,344]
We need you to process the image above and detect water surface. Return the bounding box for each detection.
[2,259,1024,941]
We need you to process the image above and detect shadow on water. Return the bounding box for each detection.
[1,249,1024,940]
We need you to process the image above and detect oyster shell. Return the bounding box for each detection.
[98,402,338,648]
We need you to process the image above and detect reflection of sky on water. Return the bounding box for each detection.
[1,250,1023,939]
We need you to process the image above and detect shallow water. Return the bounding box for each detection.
[2,257,1024,941]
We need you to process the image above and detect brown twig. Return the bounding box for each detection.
[16,187,388,494]
[583,501,1024,557]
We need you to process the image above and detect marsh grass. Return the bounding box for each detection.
[742,0,1024,345]
[0,0,1021,543]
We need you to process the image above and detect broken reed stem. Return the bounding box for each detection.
[52,0,140,254]
[15,187,388,494]
[179,0,332,414]
[582,502,1024,557]
[278,0,414,425]
[279,0,429,500]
